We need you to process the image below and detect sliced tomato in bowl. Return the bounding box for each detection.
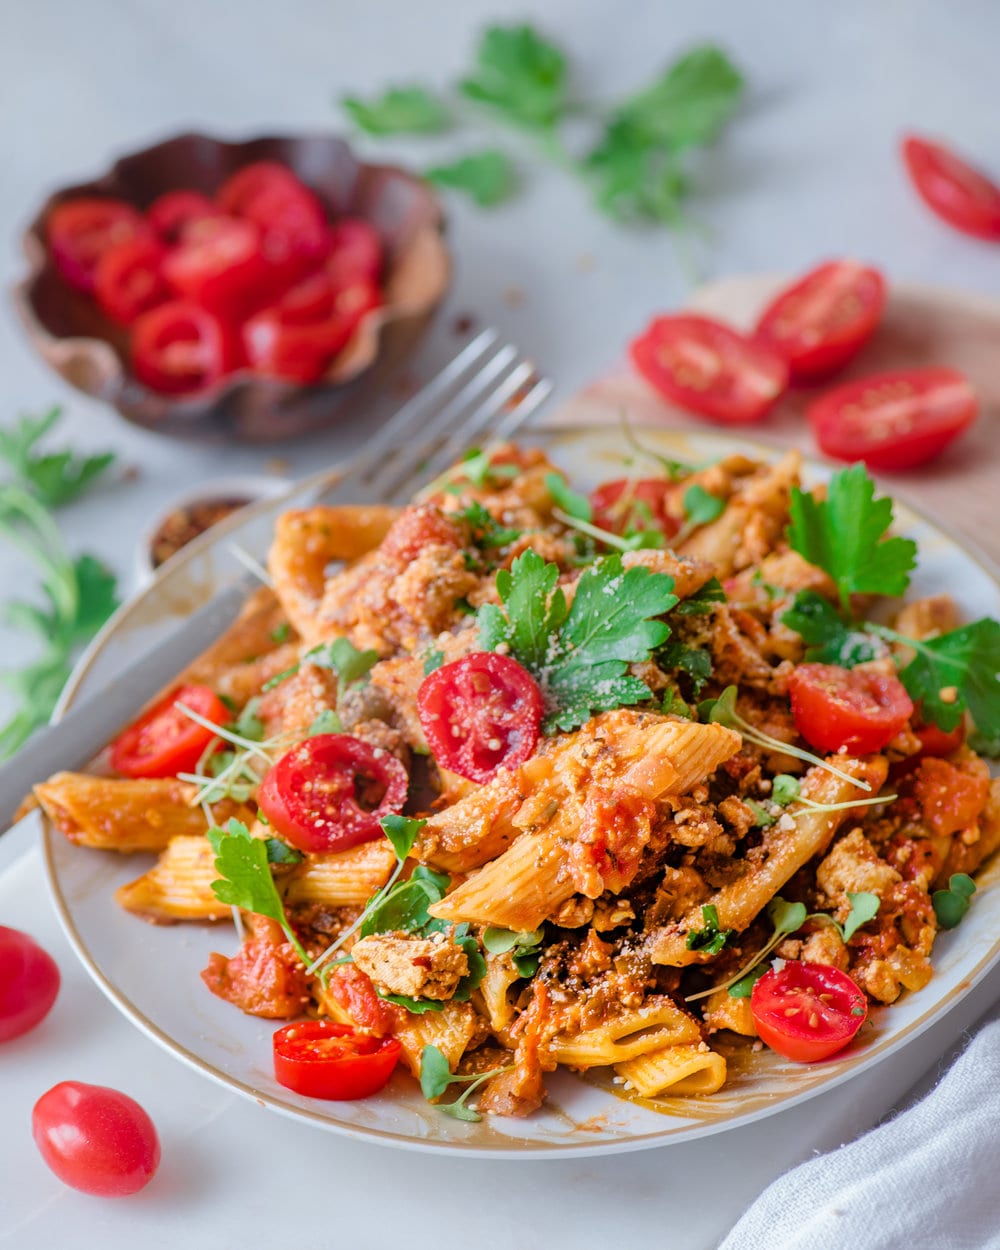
[131,301,241,395]
[146,190,222,243]
[162,216,275,320]
[902,135,1000,240]
[788,663,914,755]
[751,962,868,1062]
[244,306,354,382]
[754,261,887,381]
[808,366,978,471]
[47,197,152,293]
[630,315,789,424]
[327,218,383,285]
[94,237,169,324]
[217,160,329,281]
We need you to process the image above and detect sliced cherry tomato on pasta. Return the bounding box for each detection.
[751,962,867,1063]
[326,218,383,285]
[915,717,965,758]
[110,683,228,778]
[272,1020,400,1100]
[162,216,273,319]
[131,300,241,395]
[146,190,222,243]
[0,926,60,1042]
[630,314,788,424]
[754,261,887,381]
[787,663,913,755]
[47,197,151,293]
[902,135,1000,240]
[32,1081,160,1196]
[418,653,544,784]
[808,367,977,471]
[94,237,169,324]
[256,733,408,854]
[589,477,679,539]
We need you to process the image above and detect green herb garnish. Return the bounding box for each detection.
[932,873,976,929]
[419,1044,514,1122]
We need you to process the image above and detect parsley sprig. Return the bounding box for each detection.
[0,407,115,508]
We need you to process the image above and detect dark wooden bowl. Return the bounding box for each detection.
[13,132,451,443]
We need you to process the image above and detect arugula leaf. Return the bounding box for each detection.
[894,619,1000,738]
[459,24,567,128]
[932,873,976,929]
[685,904,733,954]
[676,577,727,616]
[380,814,426,863]
[426,150,516,207]
[781,590,879,666]
[483,926,544,978]
[0,407,115,508]
[787,465,917,614]
[342,86,450,135]
[544,472,592,522]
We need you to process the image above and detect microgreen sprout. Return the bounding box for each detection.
[419,1044,515,1122]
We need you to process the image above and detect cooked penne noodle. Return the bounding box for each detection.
[284,840,396,908]
[615,1043,727,1097]
[550,998,702,1067]
[115,835,230,923]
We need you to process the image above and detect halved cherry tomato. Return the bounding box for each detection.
[243,306,352,382]
[272,1020,400,1100]
[902,135,1000,240]
[47,197,151,293]
[630,315,789,424]
[0,926,60,1042]
[146,190,222,244]
[131,300,241,395]
[915,717,965,758]
[32,1081,160,1196]
[751,962,868,1062]
[256,733,409,854]
[162,216,272,319]
[94,237,169,324]
[754,261,887,381]
[590,477,680,539]
[110,683,228,778]
[788,663,914,755]
[418,653,544,784]
[326,218,383,285]
[808,367,978,471]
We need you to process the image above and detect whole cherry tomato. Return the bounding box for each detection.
[0,926,60,1042]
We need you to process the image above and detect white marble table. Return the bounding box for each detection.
[3,2,1000,1244]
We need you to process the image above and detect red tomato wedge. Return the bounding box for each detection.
[146,190,222,244]
[131,300,241,395]
[590,478,680,539]
[32,1082,160,1196]
[272,1021,401,1100]
[788,663,913,755]
[256,734,409,854]
[418,653,544,784]
[754,261,887,381]
[630,315,789,424]
[808,367,977,471]
[110,684,228,778]
[0,926,60,1042]
[94,238,169,324]
[902,135,1000,240]
[47,198,151,293]
[751,963,868,1062]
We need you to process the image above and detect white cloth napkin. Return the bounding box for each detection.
[719,1017,1000,1250]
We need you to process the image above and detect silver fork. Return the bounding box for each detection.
[0,331,552,827]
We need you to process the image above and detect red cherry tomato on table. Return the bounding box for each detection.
[131,300,241,395]
[808,367,978,471]
[751,962,868,1062]
[630,315,789,424]
[418,653,544,785]
[47,197,151,293]
[146,190,222,244]
[32,1081,160,1196]
[94,238,169,324]
[788,663,914,755]
[589,478,680,539]
[110,683,228,778]
[256,733,409,854]
[272,1020,401,1100]
[902,135,1000,241]
[754,261,887,381]
[0,926,60,1042]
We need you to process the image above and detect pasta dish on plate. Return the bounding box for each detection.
[34,439,1000,1120]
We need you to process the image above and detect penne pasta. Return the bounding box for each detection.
[115,835,230,923]
[615,1043,727,1097]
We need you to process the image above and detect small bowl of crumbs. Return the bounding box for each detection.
[136,475,289,583]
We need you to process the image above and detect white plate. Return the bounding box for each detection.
[42,425,1000,1158]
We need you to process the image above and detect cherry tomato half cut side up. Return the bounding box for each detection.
[630,315,789,424]
[256,733,409,855]
[0,926,60,1042]
[131,300,241,395]
[808,367,978,471]
[751,962,867,1063]
[754,261,887,381]
[47,198,151,293]
[902,135,1000,241]
[32,1081,160,1196]
[110,684,228,779]
[273,1020,401,1100]
[788,663,914,755]
[589,478,680,539]
[94,238,169,324]
[146,190,222,244]
[418,652,544,785]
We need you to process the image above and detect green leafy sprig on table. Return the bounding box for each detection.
[782,464,1000,750]
[340,23,744,229]
[0,407,115,508]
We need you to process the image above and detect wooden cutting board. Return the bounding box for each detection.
[546,274,1000,566]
